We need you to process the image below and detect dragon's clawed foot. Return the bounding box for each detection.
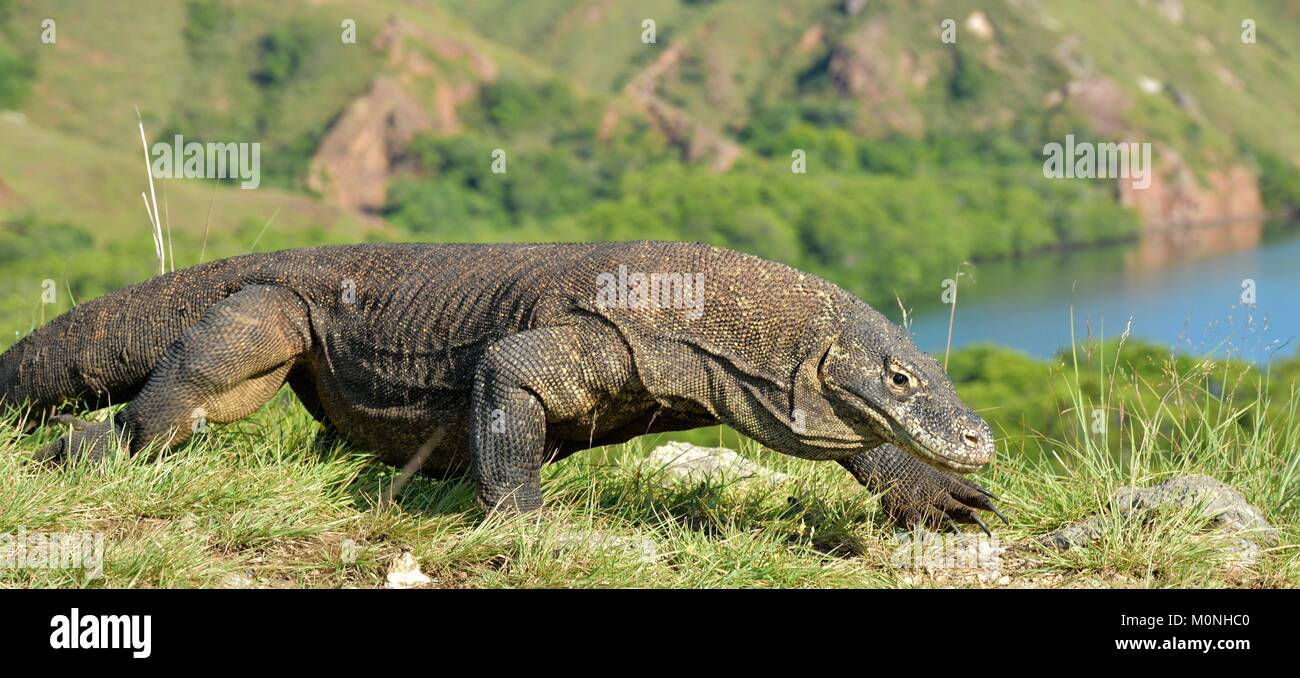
[32,415,125,465]
[882,467,1008,536]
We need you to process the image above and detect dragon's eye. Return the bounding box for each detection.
[892,372,909,386]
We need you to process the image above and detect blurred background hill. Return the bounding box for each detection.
[2,0,1300,442]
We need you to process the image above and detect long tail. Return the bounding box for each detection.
[0,253,272,417]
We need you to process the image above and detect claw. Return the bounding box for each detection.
[976,486,999,500]
[50,414,90,431]
[971,514,992,537]
[988,503,1009,525]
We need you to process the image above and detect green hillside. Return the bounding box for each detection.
[1,0,1299,589]
[1,0,1298,434]
[2,0,1298,320]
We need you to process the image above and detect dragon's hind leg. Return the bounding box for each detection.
[34,285,312,463]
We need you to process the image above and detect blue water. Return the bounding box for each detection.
[903,231,1300,364]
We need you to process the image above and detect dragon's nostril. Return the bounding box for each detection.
[963,431,981,447]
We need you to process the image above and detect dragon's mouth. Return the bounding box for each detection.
[890,428,985,473]
[836,383,987,473]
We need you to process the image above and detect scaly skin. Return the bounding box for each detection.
[0,241,1002,531]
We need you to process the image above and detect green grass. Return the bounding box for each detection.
[2,345,1296,588]
[1,0,1297,589]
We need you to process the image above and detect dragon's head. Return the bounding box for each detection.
[819,310,995,472]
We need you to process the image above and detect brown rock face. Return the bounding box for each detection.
[1120,152,1263,268]
[796,23,825,54]
[308,17,500,213]
[620,39,742,172]
[372,16,497,84]
[0,175,16,209]
[827,21,923,136]
[1044,68,1263,268]
[306,77,434,213]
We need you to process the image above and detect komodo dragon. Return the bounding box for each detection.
[0,241,1003,531]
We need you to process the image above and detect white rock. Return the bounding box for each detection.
[1137,76,1163,94]
[1043,475,1278,568]
[965,12,995,40]
[219,571,256,589]
[1157,0,1184,24]
[890,530,1006,575]
[552,529,657,566]
[641,441,789,487]
[385,551,432,589]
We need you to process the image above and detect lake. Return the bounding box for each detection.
[903,228,1300,364]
